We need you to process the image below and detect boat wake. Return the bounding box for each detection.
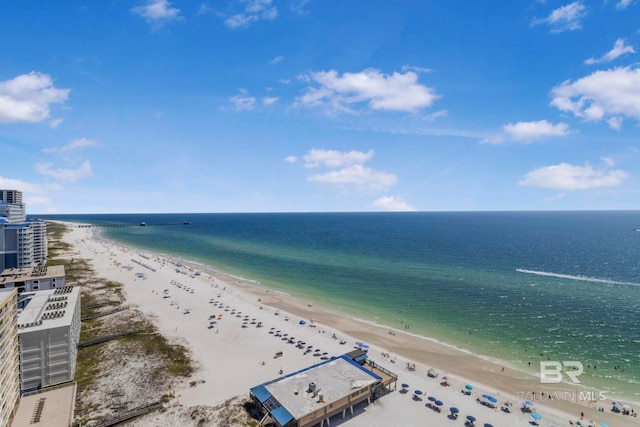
[516,269,640,287]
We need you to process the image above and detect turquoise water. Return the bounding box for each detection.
[41,212,640,401]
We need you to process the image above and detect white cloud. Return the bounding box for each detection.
[550,65,640,128]
[519,162,628,190]
[484,120,570,144]
[532,1,587,32]
[0,177,48,194]
[422,109,448,121]
[24,195,52,208]
[372,195,416,211]
[225,0,278,29]
[49,118,63,128]
[401,65,433,74]
[302,149,374,168]
[290,148,399,193]
[229,95,256,111]
[290,0,310,15]
[283,155,297,163]
[308,164,397,191]
[262,96,279,105]
[585,38,635,64]
[616,0,633,9]
[296,68,439,113]
[607,116,623,130]
[35,160,93,183]
[601,156,615,167]
[0,72,70,124]
[43,137,102,154]
[132,0,181,28]
[270,55,284,65]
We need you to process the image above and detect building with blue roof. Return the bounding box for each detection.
[250,353,392,427]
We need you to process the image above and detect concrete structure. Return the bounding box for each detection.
[250,355,383,427]
[10,384,76,427]
[0,190,22,205]
[0,265,66,293]
[0,289,20,427]
[0,190,47,272]
[17,287,81,392]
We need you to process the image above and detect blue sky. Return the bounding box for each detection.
[1,0,639,213]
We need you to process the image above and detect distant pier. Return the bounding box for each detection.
[76,221,191,228]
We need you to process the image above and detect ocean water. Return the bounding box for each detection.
[40,211,640,401]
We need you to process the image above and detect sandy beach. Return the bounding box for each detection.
[63,223,639,427]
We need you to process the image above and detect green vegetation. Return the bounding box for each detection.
[45,222,195,421]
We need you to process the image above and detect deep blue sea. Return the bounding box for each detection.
[39,211,640,401]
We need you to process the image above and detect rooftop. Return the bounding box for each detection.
[0,265,65,284]
[252,355,381,423]
[11,384,76,427]
[17,287,79,331]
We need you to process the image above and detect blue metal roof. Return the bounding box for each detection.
[271,406,294,426]
[250,385,295,427]
[250,385,272,404]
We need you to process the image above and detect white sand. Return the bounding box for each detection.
[65,224,639,427]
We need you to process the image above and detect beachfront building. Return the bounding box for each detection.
[0,265,66,293]
[0,289,21,427]
[0,190,47,273]
[250,355,386,427]
[17,287,81,392]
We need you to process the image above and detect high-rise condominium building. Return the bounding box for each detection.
[0,289,20,427]
[0,190,47,273]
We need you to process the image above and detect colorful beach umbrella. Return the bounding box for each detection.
[530,412,542,420]
[465,384,473,390]
[523,400,534,406]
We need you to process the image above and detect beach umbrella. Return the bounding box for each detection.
[209,321,217,325]
[523,400,534,407]
[483,424,493,427]
[428,396,436,402]
[450,407,459,414]
[484,395,497,404]
[465,384,473,390]
[414,390,423,395]
[435,400,443,406]
[466,415,476,422]
[599,423,609,427]
[530,412,542,421]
